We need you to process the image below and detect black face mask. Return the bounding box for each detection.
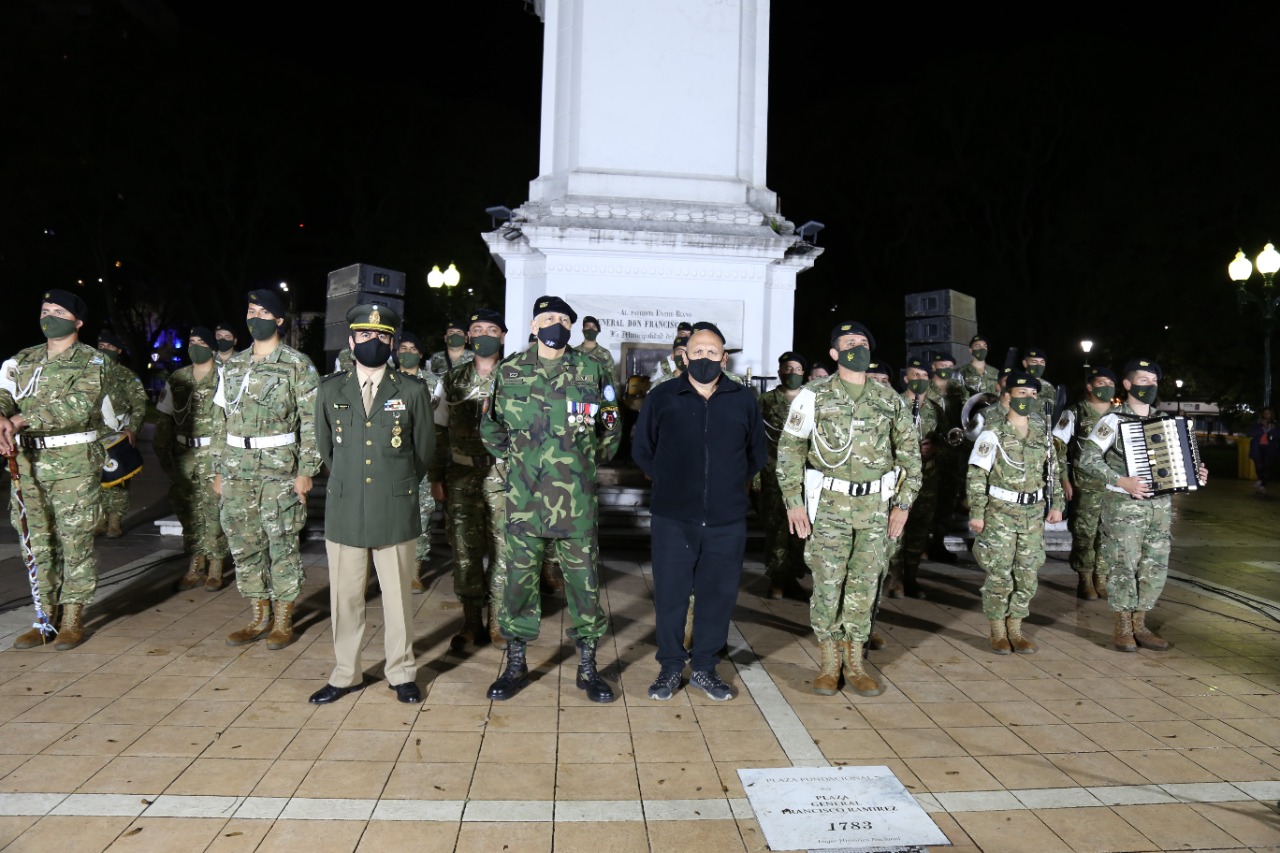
[536,323,570,350]
[215,339,235,353]
[687,358,722,384]
[353,339,391,368]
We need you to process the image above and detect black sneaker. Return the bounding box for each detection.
[647,669,683,701]
[689,669,733,701]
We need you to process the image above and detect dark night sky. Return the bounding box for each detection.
[3,1,1279,408]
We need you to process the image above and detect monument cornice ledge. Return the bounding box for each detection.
[514,197,792,231]
[542,258,768,281]
[521,227,795,259]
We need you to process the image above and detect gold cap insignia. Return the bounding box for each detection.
[538,301,549,309]
[1139,360,1150,367]
[368,306,381,326]
[841,324,851,330]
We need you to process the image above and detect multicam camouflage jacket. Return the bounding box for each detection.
[776,376,923,520]
[902,390,943,445]
[0,342,107,479]
[155,364,226,470]
[213,344,321,480]
[428,348,473,381]
[1075,401,1162,491]
[966,406,1064,520]
[958,361,999,396]
[429,358,500,482]
[480,347,620,538]
[100,359,148,437]
[579,343,616,381]
[759,386,796,469]
[1053,399,1117,491]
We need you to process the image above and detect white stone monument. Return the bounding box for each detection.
[483,0,821,382]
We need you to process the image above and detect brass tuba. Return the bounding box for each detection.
[961,391,1000,442]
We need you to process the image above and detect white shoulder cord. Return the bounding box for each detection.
[14,366,43,401]
[226,367,253,413]
[811,412,859,468]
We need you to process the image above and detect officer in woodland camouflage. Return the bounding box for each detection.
[757,351,809,600]
[481,295,621,703]
[430,309,510,650]
[1076,358,1207,652]
[958,335,999,396]
[396,330,434,591]
[1053,367,1119,600]
[156,326,230,592]
[967,372,1064,654]
[777,321,922,698]
[0,290,108,650]
[92,330,147,538]
[214,289,321,650]
[886,356,944,600]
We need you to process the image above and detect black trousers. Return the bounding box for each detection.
[650,515,746,673]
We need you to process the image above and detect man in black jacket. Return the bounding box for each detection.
[632,322,767,701]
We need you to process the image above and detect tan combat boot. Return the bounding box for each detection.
[226,599,272,646]
[868,631,887,651]
[175,554,208,591]
[411,577,426,594]
[1131,611,1169,651]
[54,604,87,650]
[265,600,295,649]
[841,640,886,697]
[813,639,842,696]
[105,513,124,538]
[989,619,1012,655]
[94,515,107,536]
[204,557,225,592]
[450,602,486,651]
[1093,571,1108,599]
[1076,573,1098,600]
[1006,617,1037,654]
[1113,611,1137,652]
[12,606,59,649]
[488,599,507,650]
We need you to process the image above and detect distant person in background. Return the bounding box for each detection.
[807,362,831,383]
[1250,407,1279,495]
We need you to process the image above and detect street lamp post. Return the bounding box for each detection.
[428,263,461,312]
[278,281,297,348]
[1228,244,1280,408]
[1175,379,1183,417]
[1081,339,1093,372]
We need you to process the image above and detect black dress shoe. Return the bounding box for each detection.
[309,682,363,704]
[389,682,421,704]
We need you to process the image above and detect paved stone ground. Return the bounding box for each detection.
[0,433,1278,852]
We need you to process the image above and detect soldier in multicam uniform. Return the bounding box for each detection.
[214,322,240,365]
[927,350,966,563]
[1053,367,1119,600]
[885,356,944,600]
[1022,346,1057,417]
[481,295,621,703]
[1,290,108,650]
[967,371,1064,655]
[156,326,230,592]
[577,315,616,382]
[777,321,922,698]
[757,351,810,600]
[395,330,435,592]
[214,289,321,650]
[428,319,474,379]
[430,309,510,650]
[958,335,999,396]
[649,334,689,388]
[1076,358,1207,653]
[93,330,147,539]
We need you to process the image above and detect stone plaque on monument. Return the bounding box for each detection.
[566,293,745,350]
[738,765,948,852]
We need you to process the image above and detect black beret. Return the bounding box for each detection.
[969,334,989,347]
[1005,370,1042,392]
[829,321,876,350]
[97,329,125,351]
[247,288,286,318]
[672,336,689,350]
[399,331,424,351]
[443,318,466,333]
[1123,358,1162,380]
[1087,367,1117,384]
[189,326,215,346]
[904,356,932,375]
[42,288,88,321]
[214,321,237,336]
[531,295,577,324]
[931,350,957,366]
[689,321,725,344]
[677,322,694,333]
[467,308,507,333]
[1024,346,1047,360]
[582,315,601,328]
[528,333,536,342]
[866,360,891,377]
[778,351,808,372]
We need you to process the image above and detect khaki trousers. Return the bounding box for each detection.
[324,539,417,688]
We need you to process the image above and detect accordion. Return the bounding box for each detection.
[1118,415,1203,497]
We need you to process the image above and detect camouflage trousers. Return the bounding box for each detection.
[1068,485,1105,575]
[805,499,889,644]
[220,477,306,602]
[447,462,507,612]
[170,447,228,559]
[1100,492,1171,613]
[974,505,1045,620]
[8,460,101,606]
[500,534,606,643]
[889,465,940,578]
[930,448,963,540]
[759,469,806,583]
[415,475,435,563]
[101,479,131,516]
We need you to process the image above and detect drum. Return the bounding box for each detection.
[101,434,144,487]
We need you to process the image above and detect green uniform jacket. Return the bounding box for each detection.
[1,342,107,479]
[214,343,321,480]
[155,364,225,471]
[959,362,999,396]
[776,376,923,520]
[966,407,1064,522]
[481,347,620,538]
[1075,401,1153,490]
[316,368,435,547]
[429,349,473,381]
[1057,399,1117,491]
[903,390,943,445]
[429,359,499,482]
[579,343,616,382]
[101,360,148,436]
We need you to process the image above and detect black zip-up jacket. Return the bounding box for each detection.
[632,373,768,526]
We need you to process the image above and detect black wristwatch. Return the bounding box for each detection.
[893,500,911,511]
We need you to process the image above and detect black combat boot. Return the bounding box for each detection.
[575,638,616,703]
[487,639,529,701]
